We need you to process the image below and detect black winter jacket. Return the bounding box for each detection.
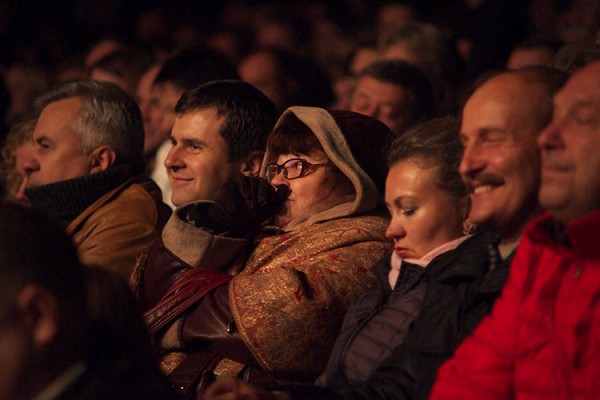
[316,256,427,386]
[279,232,513,400]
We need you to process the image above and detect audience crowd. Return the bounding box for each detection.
[0,1,599,399]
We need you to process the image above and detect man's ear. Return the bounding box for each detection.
[239,151,264,177]
[89,146,116,174]
[17,284,60,347]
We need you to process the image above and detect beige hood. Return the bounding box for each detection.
[260,106,391,231]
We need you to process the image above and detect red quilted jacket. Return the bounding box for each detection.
[430,210,600,400]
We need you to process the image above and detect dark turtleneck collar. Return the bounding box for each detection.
[25,163,144,228]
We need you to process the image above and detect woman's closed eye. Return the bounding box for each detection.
[402,207,417,216]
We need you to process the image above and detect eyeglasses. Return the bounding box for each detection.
[265,158,329,183]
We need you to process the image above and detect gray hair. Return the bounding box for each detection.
[379,21,444,80]
[34,80,144,166]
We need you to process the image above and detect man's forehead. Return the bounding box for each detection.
[463,76,542,128]
[154,81,182,97]
[42,96,83,113]
[555,62,600,106]
[577,61,600,80]
[460,117,540,150]
[472,73,532,101]
[173,108,224,131]
[35,98,81,130]
[243,52,280,73]
[357,76,408,100]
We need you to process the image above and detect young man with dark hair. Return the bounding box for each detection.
[164,79,277,206]
[149,46,239,206]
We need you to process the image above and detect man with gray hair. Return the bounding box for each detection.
[21,79,171,280]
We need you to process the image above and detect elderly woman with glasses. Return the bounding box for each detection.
[135,107,393,398]
[203,117,505,400]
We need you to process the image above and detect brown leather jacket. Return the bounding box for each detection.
[67,175,171,280]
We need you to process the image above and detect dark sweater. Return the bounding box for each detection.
[25,163,143,227]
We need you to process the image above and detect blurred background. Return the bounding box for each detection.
[0,0,598,133]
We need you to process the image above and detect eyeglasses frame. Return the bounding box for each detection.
[265,157,329,183]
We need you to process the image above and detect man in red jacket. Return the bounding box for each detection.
[431,60,600,399]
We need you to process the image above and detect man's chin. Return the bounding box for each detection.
[539,186,566,214]
[170,193,188,208]
[468,206,497,230]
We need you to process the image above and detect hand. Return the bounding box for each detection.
[203,377,287,400]
[189,175,289,237]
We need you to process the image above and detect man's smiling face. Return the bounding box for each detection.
[459,74,542,241]
[164,107,240,206]
[538,62,600,223]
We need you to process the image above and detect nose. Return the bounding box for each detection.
[270,170,289,188]
[385,215,406,241]
[459,142,485,179]
[22,153,40,175]
[164,145,183,171]
[537,119,563,152]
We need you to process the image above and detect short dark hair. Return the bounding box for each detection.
[0,202,85,316]
[266,112,350,189]
[267,113,323,156]
[34,79,144,166]
[175,80,277,161]
[88,46,153,95]
[388,116,466,202]
[552,43,600,73]
[356,59,436,124]
[154,45,239,91]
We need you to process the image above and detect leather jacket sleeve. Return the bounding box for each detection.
[178,284,259,367]
[133,205,250,312]
[135,238,192,311]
